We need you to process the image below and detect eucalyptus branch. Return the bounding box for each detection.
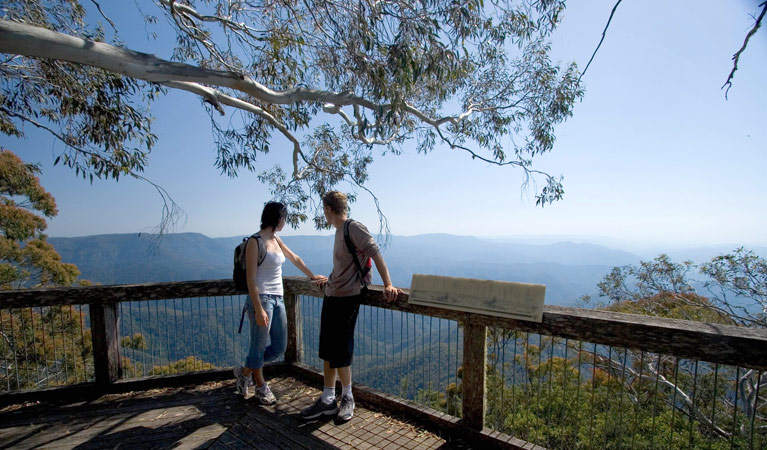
[644,359,732,438]
[350,175,391,248]
[131,172,187,238]
[162,80,310,178]
[0,107,125,170]
[434,127,521,167]
[2,19,502,151]
[349,104,400,145]
[300,0,344,47]
[404,103,476,127]
[722,1,767,99]
[0,331,14,349]
[164,4,237,72]
[578,0,623,85]
[157,0,273,57]
[1,106,186,235]
[89,0,117,32]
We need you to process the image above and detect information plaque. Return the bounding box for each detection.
[408,274,545,322]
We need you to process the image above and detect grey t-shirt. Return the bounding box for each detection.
[325,220,379,297]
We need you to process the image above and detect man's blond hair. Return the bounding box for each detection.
[322,191,348,215]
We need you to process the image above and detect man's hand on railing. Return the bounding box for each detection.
[384,285,403,303]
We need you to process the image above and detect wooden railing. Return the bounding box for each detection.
[2,277,766,449]
[281,277,767,432]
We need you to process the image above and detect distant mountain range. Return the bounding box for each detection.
[48,232,763,306]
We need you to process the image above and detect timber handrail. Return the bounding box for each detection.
[280,277,767,371]
[2,277,766,371]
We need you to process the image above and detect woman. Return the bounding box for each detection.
[234,201,326,404]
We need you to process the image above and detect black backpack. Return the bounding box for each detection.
[233,233,266,291]
[234,233,266,333]
[344,220,372,288]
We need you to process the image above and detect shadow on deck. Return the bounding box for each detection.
[0,374,476,450]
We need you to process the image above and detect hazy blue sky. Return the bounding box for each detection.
[5,1,766,251]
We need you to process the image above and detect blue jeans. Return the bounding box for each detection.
[245,294,287,369]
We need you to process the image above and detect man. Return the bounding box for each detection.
[301,191,400,422]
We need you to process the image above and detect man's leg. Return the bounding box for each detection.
[300,360,340,419]
[337,365,351,386]
[322,360,339,402]
[324,360,337,388]
[301,295,340,420]
[336,365,355,422]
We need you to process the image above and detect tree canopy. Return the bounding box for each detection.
[0,0,583,228]
[0,148,81,289]
[584,250,767,328]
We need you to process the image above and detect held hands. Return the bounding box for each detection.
[311,274,328,288]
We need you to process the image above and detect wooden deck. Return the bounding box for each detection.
[0,375,476,449]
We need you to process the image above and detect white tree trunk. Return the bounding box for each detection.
[0,19,373,109]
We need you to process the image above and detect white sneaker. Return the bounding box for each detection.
[255,383,277,405]
[233,365,253,397]
[337,394,355,422]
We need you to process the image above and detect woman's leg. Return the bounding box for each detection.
[243,295,274,388]
[263,295,287,363]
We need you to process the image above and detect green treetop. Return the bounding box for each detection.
[0,149,80,289]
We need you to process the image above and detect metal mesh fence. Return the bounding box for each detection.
[1,305,94,392]
[485,330,766,450]
[300,295,463,417]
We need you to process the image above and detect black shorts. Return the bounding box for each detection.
[318,294,362,368]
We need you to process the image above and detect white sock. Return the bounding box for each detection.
[257,383,269,393]
[342,383,352,399]
[322,386,335,404]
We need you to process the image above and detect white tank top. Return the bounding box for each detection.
[255,250,285,296]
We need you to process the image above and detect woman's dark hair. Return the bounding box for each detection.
[260,201,287,231]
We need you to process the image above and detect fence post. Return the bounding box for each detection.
[90,302,122,384]
[284,289,303,364]
[462,321,487,430]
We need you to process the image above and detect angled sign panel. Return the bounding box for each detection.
[409,274,545,322]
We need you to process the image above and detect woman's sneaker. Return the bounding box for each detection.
[300,396,338,419]
[255,383,277,405]
[233,365,252,397]
[337,394,355,422]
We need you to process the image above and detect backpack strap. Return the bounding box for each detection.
[238,304,247,333]
[344,219,370,288]
[241,233,267,266]
[253,233,266,266]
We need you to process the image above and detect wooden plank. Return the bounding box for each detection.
[461,322,487,431]
[0,367,256,407]
[241,408,334,449]
[90,302,122,384]
[284,291,304,364]
[0,279,241,308]
[410,274,545,322]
